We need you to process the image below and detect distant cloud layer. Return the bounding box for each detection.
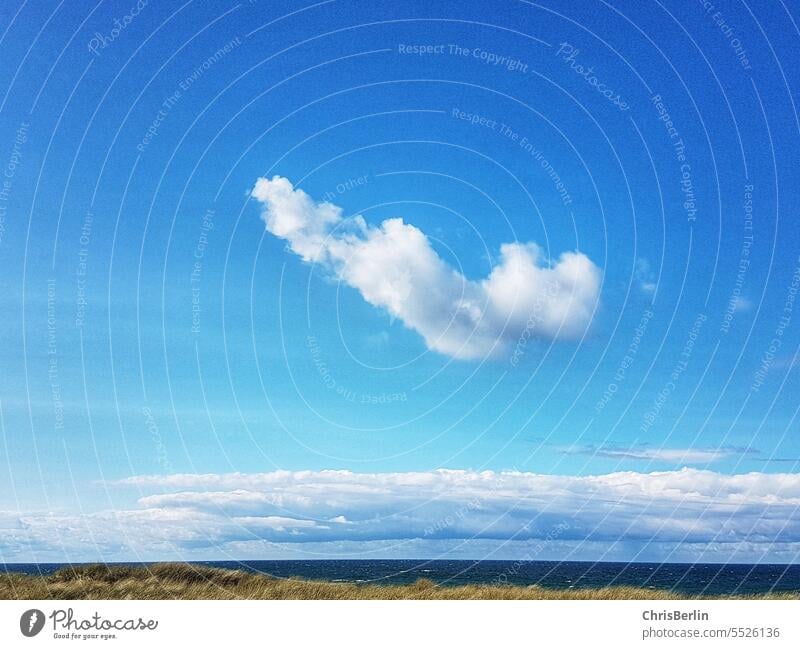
[561,443,757,463]
[2,468,799,562]
[251,176,601,359]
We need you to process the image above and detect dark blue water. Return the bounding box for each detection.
[3,560,799,596]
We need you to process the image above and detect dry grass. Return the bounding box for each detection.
[1,563,796,600]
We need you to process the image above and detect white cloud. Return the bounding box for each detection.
[3,469,799,562]
[634,257,656,294]
[251,176,601,359]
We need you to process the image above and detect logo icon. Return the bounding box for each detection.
[20,609,45,637]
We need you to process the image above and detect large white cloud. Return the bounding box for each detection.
[251,176,601,359]
[3,469,799,562]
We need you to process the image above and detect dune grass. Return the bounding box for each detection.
[1,563,797,600]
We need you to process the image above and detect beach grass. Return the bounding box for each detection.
[1,563,798,600]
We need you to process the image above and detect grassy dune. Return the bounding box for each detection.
[1,563,798,600]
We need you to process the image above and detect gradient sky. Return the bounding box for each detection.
[0,0,799,563]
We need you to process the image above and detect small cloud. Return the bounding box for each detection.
[251,176,601,360]
[634,258,656,294]
[732,296,752,312]
[365,330,391,347]
[561,443,757,464]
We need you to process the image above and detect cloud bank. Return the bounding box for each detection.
[3,468,799,562]
[251,176,601,359]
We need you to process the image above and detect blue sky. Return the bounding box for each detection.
[0,0,799,563]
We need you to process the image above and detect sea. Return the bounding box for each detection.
[3,560,799,597]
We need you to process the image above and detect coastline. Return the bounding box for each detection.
[2,564,798,600]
